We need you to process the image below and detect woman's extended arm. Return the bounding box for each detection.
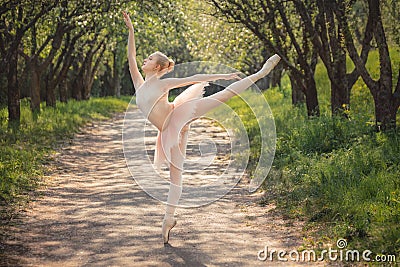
[162,73,241,91]
[123,11,144,89]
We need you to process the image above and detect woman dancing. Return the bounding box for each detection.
[123,11,280,244]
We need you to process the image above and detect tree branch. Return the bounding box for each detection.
[211,0,302,77]
[294,0,331,75]
[21,0,60,35]
[335,0,377,90]
[17,48,30,61]
[346,0,374,87]
[39,23,65,71]
[370,0,392,85]
[36,33,53,56]
[275,0,309,73]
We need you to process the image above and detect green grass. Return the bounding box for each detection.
[224,48,400,255]
[0,97,130,220]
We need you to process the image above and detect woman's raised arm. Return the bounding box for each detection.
[123,11,144,90]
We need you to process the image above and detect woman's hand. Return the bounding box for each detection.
[122,11,134,31]
[222,72,241,81]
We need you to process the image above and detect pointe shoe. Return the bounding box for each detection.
[162,218,177,244]
[260,54,281,76]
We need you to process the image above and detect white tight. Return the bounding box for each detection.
[164,126,188,219]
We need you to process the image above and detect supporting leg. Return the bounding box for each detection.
[162,181,181,244]
[162,125,190,243]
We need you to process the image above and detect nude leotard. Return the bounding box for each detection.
[136,80,208,170]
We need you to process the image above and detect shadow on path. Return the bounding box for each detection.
[1,113,322,266]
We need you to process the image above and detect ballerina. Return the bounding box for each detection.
[123,11,280,244]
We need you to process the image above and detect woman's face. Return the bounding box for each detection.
[142,53,160,72]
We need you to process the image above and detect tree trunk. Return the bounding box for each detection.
[45,29,83,104]
[113,51,121,97]
[289,73,305,105]
[373,84,397,130]
[24,23,65,112]
[270,64,283,88]
[256,77,270,90]
[288,65,319,116]
[81,60,91,100]
[3,1,60,126]
[322,1,350,115]
[59,79,68,103]
[331,53,350,115]
[305,75,320,117]
[115,76,121,98]
[336,0,397,130]
[46,63,56,107]
[82,42,106,100]
[72,40,105,100]
[71,59,83,100]
[29,58,41,113]
[7,49,20,128]
[72,78,83,100]
[82,76,91,100]
[294,0,360,117]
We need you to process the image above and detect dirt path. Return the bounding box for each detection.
[1,113,322,266]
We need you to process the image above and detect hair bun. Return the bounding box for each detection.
[168,59,175,72]
[154,51,174,73]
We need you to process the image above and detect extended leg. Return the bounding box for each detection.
[194,54,281,117]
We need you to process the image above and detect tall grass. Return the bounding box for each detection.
[0,97,129,219]
[227,49,400,254]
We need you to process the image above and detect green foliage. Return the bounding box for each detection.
[124,1,195,64]
[226,50,400,254]
[0,97,129,219]
[185,1,265,74]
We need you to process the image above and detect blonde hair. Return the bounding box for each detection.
[154,51,175,73]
